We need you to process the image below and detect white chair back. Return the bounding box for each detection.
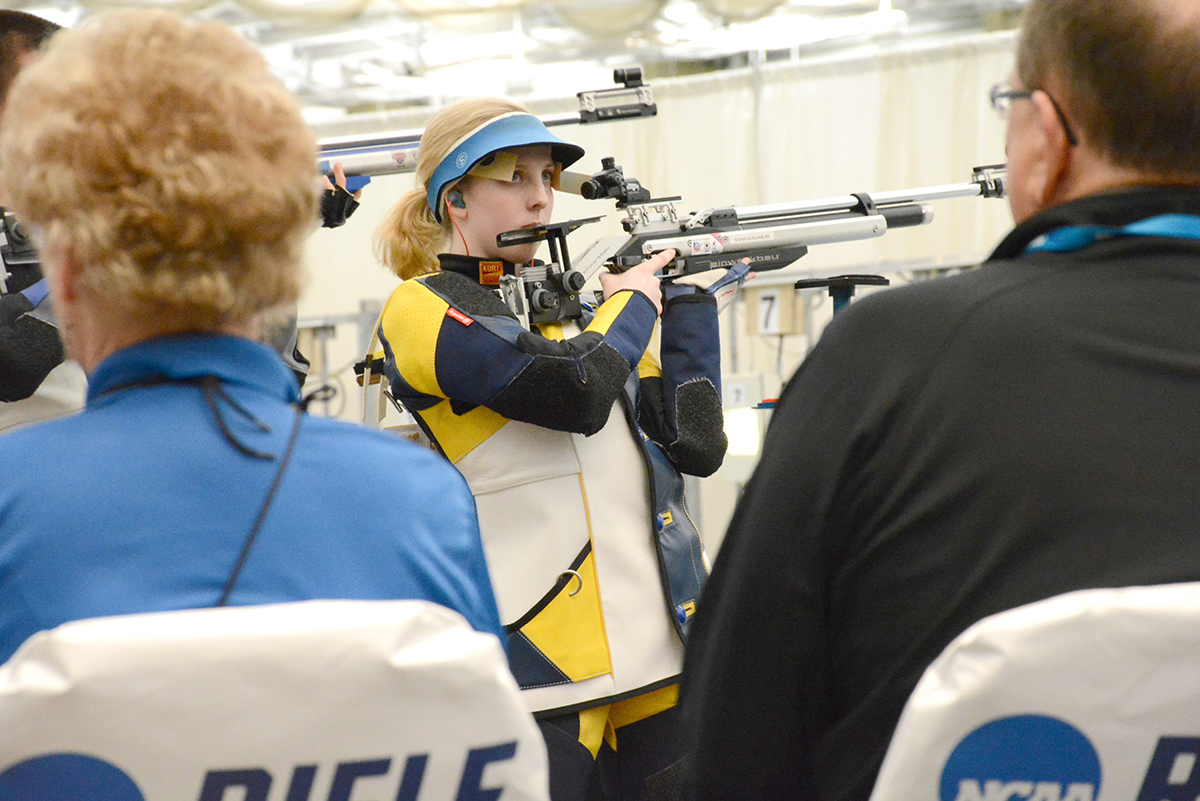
[869,583,1200,801]
[0,599,548,801]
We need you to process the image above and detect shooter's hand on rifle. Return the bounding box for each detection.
[599,248,675,315]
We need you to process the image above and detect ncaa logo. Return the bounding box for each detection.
[0,753,143,801]
[455,151,469,169]
[941,715,1101,801]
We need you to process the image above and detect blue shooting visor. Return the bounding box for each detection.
[426,113,585,222]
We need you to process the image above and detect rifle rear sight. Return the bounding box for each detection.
[579,157,651,208]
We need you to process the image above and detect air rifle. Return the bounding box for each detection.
[316,67,656,193]
[487,162,1007,325]
[564,161,1008,281]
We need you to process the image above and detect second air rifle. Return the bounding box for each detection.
[316,67,656,193]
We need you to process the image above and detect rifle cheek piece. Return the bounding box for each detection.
[494,218,601,327]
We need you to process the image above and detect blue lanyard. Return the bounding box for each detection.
[1025,214,1200,254]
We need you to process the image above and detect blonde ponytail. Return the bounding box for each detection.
[374,187,446,280]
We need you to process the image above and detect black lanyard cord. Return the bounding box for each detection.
[94,372,305,607]
[97,374,277,460]
[215,403,304,608]
[197,375,275,460]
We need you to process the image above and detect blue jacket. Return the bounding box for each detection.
[0,333,502,664]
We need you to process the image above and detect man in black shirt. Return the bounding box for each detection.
[680,1,1200,800]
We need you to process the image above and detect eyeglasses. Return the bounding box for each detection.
[989,82,1079,147]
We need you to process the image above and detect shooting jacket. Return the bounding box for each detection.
[378,254,727,715]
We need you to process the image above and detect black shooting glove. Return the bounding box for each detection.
[320,185,360,228]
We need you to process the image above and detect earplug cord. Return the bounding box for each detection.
[447,196,470,258]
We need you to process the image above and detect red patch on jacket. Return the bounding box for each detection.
[446,307,474,326]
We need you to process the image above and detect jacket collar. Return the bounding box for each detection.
[437,253,522,288]
[87,333,300,406]
[990,185,1200,261]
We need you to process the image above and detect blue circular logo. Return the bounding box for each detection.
[940,715,1101,801]
[0,754,144,801]
[455,151,469,169]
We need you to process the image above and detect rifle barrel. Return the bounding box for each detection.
[728,181,990,225]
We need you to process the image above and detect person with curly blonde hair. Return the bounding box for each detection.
[0,9,502,665]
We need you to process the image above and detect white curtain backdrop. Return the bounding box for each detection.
[298,29,1021,540]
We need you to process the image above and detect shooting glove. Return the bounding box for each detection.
[320,185,360,228]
